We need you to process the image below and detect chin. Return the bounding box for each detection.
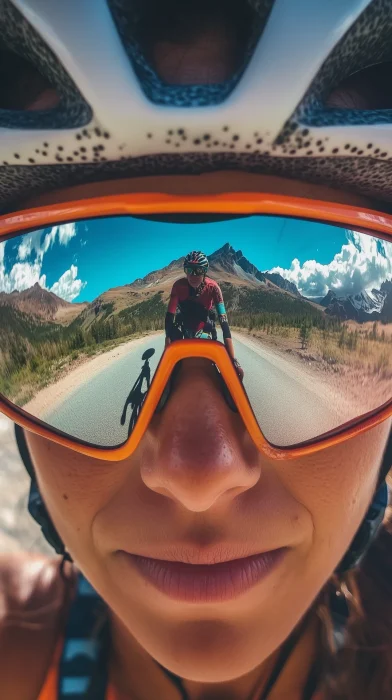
[151,621,267,683]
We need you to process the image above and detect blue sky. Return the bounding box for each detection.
[71,215,346,302]
[1,215,391,302]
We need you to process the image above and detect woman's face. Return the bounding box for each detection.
[25,310,391,683]
[187,272,204,287]
[19,165,390,685]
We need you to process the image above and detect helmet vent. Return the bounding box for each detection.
[326,62,392,111]
[137,0,256,85]
[108,0,273,105]
[0,50,60,111]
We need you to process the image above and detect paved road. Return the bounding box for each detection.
[45,333,345,448]
[46,335,165,446]
[233,333,344,446]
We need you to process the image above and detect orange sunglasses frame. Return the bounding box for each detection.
[0,191,391,461]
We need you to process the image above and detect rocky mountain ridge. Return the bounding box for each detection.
[128,242,301,297]
[2,245,391,327]
[319,281,392,322]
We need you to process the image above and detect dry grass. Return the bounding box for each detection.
[309,329,392,379]
[346,319,392,340]
[233,322,392,381]
[233,322,392,417]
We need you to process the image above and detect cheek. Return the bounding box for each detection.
[281,421,390,573]
[25,433,128,556]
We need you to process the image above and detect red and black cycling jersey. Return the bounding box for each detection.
[165,276,231,339]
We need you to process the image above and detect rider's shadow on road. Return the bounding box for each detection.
[120,348,155,437]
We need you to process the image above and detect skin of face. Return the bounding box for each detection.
[22,175,391,697]
[25,358,390,686]
[186,273,204,287]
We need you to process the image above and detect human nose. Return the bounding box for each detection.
[140,360,261,511]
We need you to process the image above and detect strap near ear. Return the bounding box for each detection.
[14,424,72,560]
[328,479,388,654]
[28,479,72,560]
[328,585,350,653]
[14,423,35,480]
[379,426,392,484]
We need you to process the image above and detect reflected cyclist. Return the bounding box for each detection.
[165,250,244,379]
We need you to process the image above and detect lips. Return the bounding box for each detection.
[120,548,287,603]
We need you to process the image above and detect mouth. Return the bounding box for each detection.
[118,548,287,603]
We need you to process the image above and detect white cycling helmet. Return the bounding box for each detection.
[0,0,391,210]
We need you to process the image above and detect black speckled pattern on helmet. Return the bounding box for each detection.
[295,0,392,128]
[0,0,92,130]
[1,151,391,213]
[107,0,274,107]
[0,0,391,213]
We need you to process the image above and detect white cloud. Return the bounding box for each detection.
[50,265,87,302]
[2,260,46,293]
[17,236,33,261]
[268,230,392,298]
[57,223,77,246]
[0,222,85,301]
[16,223,77,264]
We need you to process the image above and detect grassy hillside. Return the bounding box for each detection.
[219,282,327,326]
[0,293,167,402]
[0,282,332,398]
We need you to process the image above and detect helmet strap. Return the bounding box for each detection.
[335,428,390,576]
[14,424,73,563]
[326,478,389,653]
[27,478,73,562]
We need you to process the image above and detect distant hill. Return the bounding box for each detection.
[72,242,305,328]
[0,283,87,324]
[0,244,324,342]
[0,244,338,391]
[2,245,390,333]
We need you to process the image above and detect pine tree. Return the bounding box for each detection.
[299,323,311,350]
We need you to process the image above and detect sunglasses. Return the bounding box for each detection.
[0,192,391,461]
[185,266,206,276]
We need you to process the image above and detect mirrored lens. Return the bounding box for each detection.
[0,215,391,448]
[185,266,205,276]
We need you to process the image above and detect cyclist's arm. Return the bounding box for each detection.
[213,285,243,379]
[217,311,235,359]
[216,310,243,378]
[213,286,235,359]
[165,286,179,346]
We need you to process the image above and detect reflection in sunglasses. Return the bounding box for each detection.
[0,214,391,449]
[120,348,155,437]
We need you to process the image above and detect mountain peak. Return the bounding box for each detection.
[320,289,337,307]
[125,242,301,298]
[209,242,234,258]
[0,282,72,320]
[324,283,392,322]
[381,279,392,294]
[208,243,301,296]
